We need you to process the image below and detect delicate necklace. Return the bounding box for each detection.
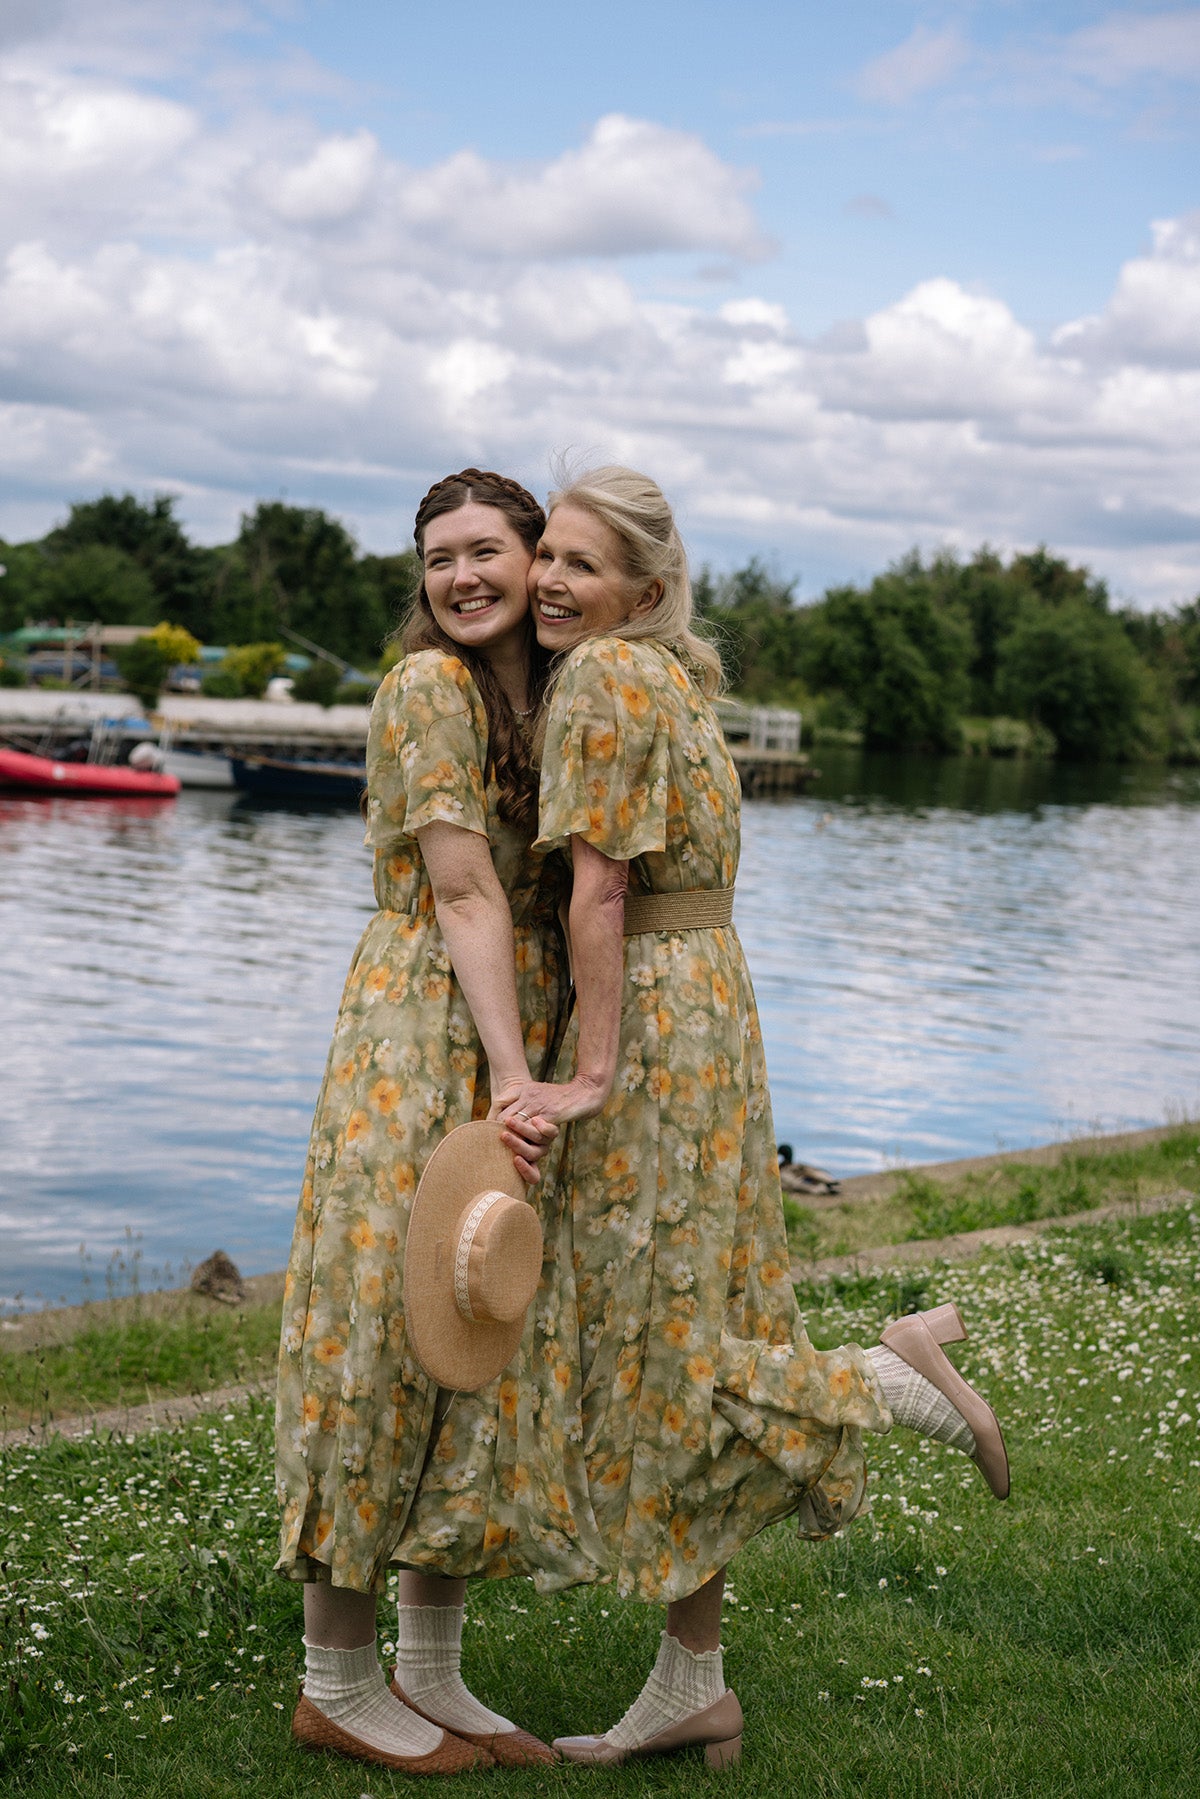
[513,702,537,718]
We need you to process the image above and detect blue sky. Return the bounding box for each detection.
[1,1,1198,602]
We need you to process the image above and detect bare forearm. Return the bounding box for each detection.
[567,840,627,1105]
[434,890,530,1090]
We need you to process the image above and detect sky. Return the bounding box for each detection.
[1,0,1198,605]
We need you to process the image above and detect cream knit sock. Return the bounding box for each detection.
[302,1638,443,1758]
[394,1604,514,1737]
[868,1344,976,1454]
[605,1632,725,1751]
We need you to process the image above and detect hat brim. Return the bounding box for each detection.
[404,1120,536,1392]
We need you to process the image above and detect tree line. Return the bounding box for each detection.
[697,550,1200,762]
[3,493,1198,761]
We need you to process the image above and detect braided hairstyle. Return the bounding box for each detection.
[397,470,548,834]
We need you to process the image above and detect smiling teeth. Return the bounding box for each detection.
[455,597,495,613]
[540,604,576,619]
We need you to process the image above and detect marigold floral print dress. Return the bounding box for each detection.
[275,650,564,1593]
[394,636,892,1605]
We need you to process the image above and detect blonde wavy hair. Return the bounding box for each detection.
[547,464,724,696]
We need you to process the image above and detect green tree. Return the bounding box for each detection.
[0,540,50,631]
[42,544,157,625]
[694,558,802,696]
[996,605,1157,760]
[799,565,971,750]
[360,550,420,654]
[43,494,211,635]
[224,504,390,666]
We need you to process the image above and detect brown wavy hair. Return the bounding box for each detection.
[397,469,549,834]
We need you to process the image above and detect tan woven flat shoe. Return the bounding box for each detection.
[291,1693,493,1773]
[390,1675,558,1766]
[880,1302,1010,1499]
[553,1689,743,1769]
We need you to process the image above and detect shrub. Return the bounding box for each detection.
[288,659,341,707]
[187,642,290,699]
[116,623,202,711]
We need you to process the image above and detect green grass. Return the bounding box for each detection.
[787,1127,1200,1261]
[3,1203,1198,1796]
[0,1300,283,1431]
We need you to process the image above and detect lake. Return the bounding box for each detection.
[2,748,1198,1309]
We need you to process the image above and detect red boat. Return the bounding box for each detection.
[0,746,181,797]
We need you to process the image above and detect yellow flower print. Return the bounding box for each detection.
[369,1077,402,1114]
[344,1110,371,1146]
[349,1219,376,1251]
[712,1127,738,1163]
[685,1353,715,1382]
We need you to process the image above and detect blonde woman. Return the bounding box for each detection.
[492,466,1008,1767]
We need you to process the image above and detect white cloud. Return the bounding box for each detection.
[267,129,380,225]
[855,26,968,105]
[1,16,1199,606]
[1054,213,1200,368]
[1065,9,1200,85]
[388,115,769,262]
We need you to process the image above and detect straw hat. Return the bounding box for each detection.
[404,1121,543,1392]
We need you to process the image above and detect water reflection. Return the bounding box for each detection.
[2,755,1197,1307]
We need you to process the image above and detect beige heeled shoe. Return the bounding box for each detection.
[880,1302,1010,1500]
[553,1689,743,1769]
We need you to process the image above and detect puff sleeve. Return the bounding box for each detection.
[364,651,490,852]
[535,638,669,861]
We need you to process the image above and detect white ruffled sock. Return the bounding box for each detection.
[394,1604,514,1737]
[302,1638,443,1758]
[605,1631,725,1751]
[868,1344,976,1454]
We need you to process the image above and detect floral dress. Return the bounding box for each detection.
[394,636,891,1605]
[275,650,564,1594]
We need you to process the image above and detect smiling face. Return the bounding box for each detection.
[530,503,661,653]
[421,501,533,660]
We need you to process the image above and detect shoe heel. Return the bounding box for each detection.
[920,1302,967,1346]
[705,1735,742,1770]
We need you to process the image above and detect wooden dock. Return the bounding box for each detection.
[1,690,816,794]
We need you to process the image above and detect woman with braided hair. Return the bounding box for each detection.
[275,469,566,1773]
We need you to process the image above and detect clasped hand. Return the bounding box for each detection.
[488,1075,610,1185]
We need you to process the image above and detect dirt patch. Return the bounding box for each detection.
[793,1185,1196,1282]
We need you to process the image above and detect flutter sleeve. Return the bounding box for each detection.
[364,651,489,850]
[535,638,669,860]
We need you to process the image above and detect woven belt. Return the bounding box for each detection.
[623,887,735,934]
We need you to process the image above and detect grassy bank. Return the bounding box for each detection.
[4,1130,1195,1433]
[0,1297,283,1435]
[3,1201,1198,1797]
[783,1126,1200,1263]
